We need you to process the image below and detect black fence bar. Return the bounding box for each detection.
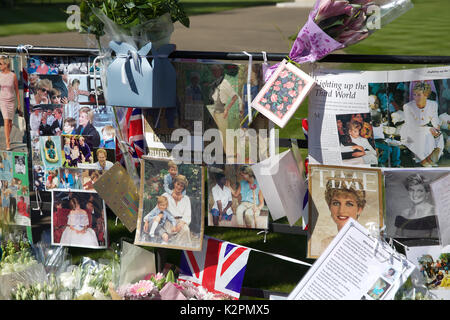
[2,45,450,64]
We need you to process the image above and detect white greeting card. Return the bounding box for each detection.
[251,59,315,128]
[252,149,307,226]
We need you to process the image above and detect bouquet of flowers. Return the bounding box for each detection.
[0,240,47,299]
[114,270,234,300]
[265,0,413,80]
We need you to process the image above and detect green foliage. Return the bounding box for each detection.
[78,0,190,41]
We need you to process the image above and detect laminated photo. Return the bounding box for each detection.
[0,55,27,152]
[29,74,68,106]
[39,136,62,169]
[0,151,30,227]
[30,104,64,137]
[384,169,448,240]
[135,157,204,251]
[27,56,67,75]
[207,164,269,229]
[251,59,315,128]
[308,164,383,258]
[51,191,107,249]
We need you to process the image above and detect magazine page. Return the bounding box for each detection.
[308,69,388,167]
[289,219,415,300]
[383,168,448,242]
[369,65,450,167]
[307,164,383,259]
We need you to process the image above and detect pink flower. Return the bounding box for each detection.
[279,70,289,78]
[153,272,165,281]
[284,81,295,89]
[283,96,289,102]
[265,104,271,109]
[260,98,267,103]
[288,90,297,98]
[277,104,284,110]
[128,280,156,299]
[276,111,283,118]
[273,86,280,91]
[275,80,281,85]
[287,104,293,110]
[337,29,369,45]
[314,0,353,23]
[270,94,278,103]
[350,0,373,4]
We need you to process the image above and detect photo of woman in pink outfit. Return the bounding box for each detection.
[0,56,21,150]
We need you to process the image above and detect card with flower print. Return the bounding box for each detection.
[251,59,315,128]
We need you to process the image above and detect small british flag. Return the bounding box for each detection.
[178,237,251,299]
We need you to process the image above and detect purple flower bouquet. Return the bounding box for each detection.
[265,0,413,80]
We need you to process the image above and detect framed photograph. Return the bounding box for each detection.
[39,136,62,169]
[135,157,204,251]
[384,169,448,240]
[307,164,383,259]
[29,74,68,106]
[51,191,107,249]
[251,59,315,128]
[207,164,269,229]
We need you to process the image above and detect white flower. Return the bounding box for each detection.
[59,271,77,290]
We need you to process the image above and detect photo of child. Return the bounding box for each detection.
[336,113,378,166]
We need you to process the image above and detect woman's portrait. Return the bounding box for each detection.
[207,165,269,229]
[385,171,444,240]
[135,158,204,251]
[308,164,383,258]
[52,191,107,249]
[0,55,22,151]
[400,82,445,167]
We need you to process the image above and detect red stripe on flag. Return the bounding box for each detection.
[220,247,247,276]
[202,239,221,293]
[187,251,200,279]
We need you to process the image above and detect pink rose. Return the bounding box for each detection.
[276,111,283,118]
[273,86,280,91]
[275,80,281,86]
[270,94,278,103]
[283,96,289,102]
[277,103,284,110]
[287,104,292,110]
[265,104,271,109]
[260,98,267,103]
[288,90,297,97]
[279,70,289,78]
[283,81,294,89]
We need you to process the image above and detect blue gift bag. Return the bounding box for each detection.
[105,41,176,108]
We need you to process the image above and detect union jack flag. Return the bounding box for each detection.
[178,237,251,299]
[115,107,145,166]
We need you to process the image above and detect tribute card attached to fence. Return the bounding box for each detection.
[94,162,140,232]
[289,219,415,300]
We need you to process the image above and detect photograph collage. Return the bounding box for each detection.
[27,55,115,249]
[304,66,450,300]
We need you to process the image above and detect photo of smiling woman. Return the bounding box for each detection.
[385,170,447,241]
[308,164,383,258]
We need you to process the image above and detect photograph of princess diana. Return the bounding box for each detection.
[384,169,448,240]
[308,164,383,258]
[135,157,204,251]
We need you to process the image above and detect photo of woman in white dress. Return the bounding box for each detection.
[401,82,444,167]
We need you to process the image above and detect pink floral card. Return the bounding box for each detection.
[251,59,315,128]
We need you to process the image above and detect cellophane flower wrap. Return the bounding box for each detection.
[265,0,413,81]
[0,239,47,299]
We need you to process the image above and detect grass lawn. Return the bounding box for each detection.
[0,0,289,37]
